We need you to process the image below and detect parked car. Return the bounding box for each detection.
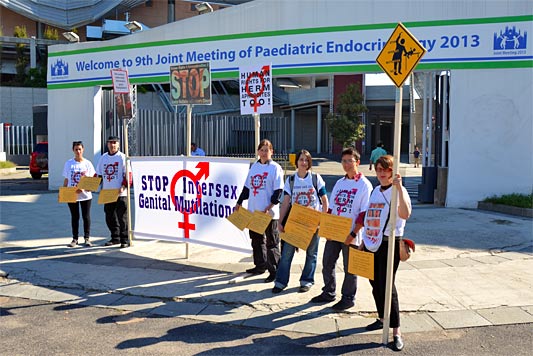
[29,142,48,179]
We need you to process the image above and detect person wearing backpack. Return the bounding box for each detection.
[273,150,329,294]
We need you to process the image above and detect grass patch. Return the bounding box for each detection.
[0,161,16,169]
[483,193,533,209]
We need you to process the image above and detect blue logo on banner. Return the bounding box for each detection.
[50,59,69,77]
[493,26,527,50]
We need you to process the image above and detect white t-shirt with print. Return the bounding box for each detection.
[328,173,372,245]
[244,160,284,219]
[62,158,96,201]
[363,185,411,252]
[283,172,326,212]
[96,151,127,197]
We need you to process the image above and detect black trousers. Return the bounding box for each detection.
[368,239,401,328]
[104,196,128,243]
[249,219,280,274]
[67,199,92,239]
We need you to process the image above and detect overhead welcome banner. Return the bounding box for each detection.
[130,156,252,254]
[47,15,532,89]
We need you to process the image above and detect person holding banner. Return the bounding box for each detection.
[361,155,412,351]
[96,136,129,248]
[236,139,284,283]
[310,147,372,310]
[63,141,96,248]
[273,149,329,294]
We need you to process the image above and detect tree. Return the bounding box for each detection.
[13,25,29,85]
[326,83,368,148]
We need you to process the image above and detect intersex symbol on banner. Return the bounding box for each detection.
[170,162,210,238]
[245,65,270,112]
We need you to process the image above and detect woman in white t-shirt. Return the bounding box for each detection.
[236,139,284,283]
[62,141,96,248]
[362,155,411,351]
[273,149,329,294]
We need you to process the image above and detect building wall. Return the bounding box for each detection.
[0,87,47,125]
[447,68,533,207]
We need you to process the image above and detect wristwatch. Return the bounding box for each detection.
[350,231,356,238]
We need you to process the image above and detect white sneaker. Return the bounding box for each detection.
[68,239,78,248]
[84,238,92,247]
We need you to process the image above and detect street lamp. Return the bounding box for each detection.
[124,21,143,33]
[62,32,79,43]
[195,2,213,14]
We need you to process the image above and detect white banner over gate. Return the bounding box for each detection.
[130,156,252,254]
[239,64,273,115]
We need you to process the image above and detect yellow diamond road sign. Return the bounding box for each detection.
[376,23,427,88]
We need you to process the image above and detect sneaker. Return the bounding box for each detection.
[104,240,120,246]
[365,319,384,331]
[84,238,92,247]
[67,239,78,248]
[272,286,284,294]
[331,299,355,311]
[298,285,311,293]
[120,243,129,248]
[310,294,335,303]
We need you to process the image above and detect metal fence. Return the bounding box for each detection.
[1,123,33,155]
[102,90,290,158]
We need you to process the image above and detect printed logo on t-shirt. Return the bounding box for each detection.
[70,171,85,186]
[295,188,315,207]
[365,202,386,243]
[333,188,358,215]
[104,162,119,182]
[250,172,268,196]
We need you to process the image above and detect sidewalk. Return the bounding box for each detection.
[1,162,532,336]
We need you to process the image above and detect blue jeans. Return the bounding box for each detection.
[274,231,320,289]
[320,240,358,302]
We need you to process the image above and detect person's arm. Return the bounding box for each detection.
[63,178,68,187]
[394,174,412,219]
[344,211,365,246]
[235,187,250,210]
[265,188,283,213]
[277,194,291,232]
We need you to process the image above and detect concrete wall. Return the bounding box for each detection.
[0,87,47,125]
[448,68,533,207]
[48,87,102,189]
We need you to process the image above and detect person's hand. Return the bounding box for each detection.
[358,242,365,251]
[278,224,285,233]
[344,234,355,246]
[76,189,82,194]
[235,204,241,211]
[393,174,403,188]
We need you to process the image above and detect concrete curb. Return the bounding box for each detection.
[478,202,533,218]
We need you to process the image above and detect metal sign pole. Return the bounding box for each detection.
[382,86,403,345]
[253,112,260,158]
[184,104,193,258]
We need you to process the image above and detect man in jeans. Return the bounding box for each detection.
[96,136,129,248]
[310,147,372,310]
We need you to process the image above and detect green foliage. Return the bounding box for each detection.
[0,161,16,169]
[25,66,47,87]
[326,83,368,147]
[13,26,29,85]
[43,26,59,40]
[483,193,533,209]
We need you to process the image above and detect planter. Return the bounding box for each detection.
[478,201,533,218]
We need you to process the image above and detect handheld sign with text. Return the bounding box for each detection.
[170,62,211,105]
[239,64,273,115]
[376,23,427,88]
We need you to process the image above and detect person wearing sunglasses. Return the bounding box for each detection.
[310,147,372,311]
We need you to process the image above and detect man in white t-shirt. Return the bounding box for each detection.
[310,147,372,311]
[96,136,129,248]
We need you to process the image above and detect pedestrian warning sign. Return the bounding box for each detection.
[376,23,427,88]
[239,64,273,115]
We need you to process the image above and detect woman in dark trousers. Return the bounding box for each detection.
[361,155,412,351]
[62,141,96,247]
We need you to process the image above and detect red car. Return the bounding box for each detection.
[29,142,48,179]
